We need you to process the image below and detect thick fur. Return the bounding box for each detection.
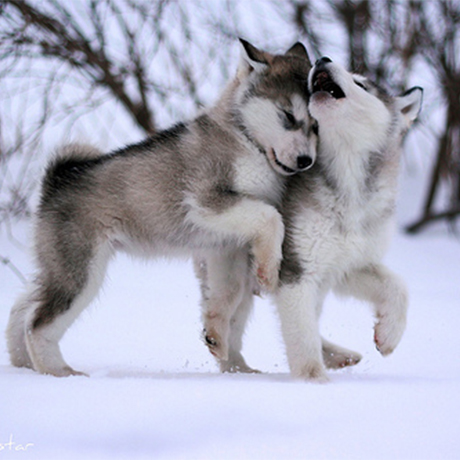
[6,41,317,377]
[277,59,422,380]
[200,57,423,379]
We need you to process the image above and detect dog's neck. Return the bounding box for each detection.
[208,79,268,157]
[317,134,399,206]
[227,108,267,156]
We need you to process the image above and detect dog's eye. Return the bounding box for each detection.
[354,81,367,91]
[283,110,297,127]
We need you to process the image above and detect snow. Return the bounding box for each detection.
[1,24,459,457]
[2,2,459,457]
[1,180,460,460]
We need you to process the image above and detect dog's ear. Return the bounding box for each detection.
[396,86,423,128]
[238,39,269,77]
[285,42,311,66]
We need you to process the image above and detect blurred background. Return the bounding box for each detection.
[0,0,459,250]
[1,7,458,458]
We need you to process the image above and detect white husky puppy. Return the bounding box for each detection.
[6,40,317,377]
[277,57,422,381]
[200,57,423,380]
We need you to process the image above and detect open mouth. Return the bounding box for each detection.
[312,70,346,99]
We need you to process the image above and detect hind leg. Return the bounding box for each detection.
[321,338,362,369]
[25,244,112,376]
[6,289,35,369]
[25,310,87,377]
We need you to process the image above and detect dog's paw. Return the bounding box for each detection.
[43,366,88,378]
[295,361,329,383]
[219,350,260,374]
[323,349,362,370]
[203,328,229,361]
[220,361,261,374]
[374,315,406,356]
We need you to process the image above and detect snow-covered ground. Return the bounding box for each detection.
[2,2,459,457]
[1,168,460,460]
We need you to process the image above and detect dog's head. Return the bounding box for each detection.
[308,57,423,153]
[233,40,317,176]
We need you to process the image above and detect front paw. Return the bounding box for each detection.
[374,315,406,356]
[203,328,229,361]
[43,366,89,378]
[294,361,330,383]
[220,352,261,374]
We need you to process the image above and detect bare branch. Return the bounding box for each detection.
[0,255,27,283]
[4,0,156,133]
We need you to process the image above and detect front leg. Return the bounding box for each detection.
[194,249,249,362]
[220,264,260,374]
[194,249,260,373]
[275,281,329,382]
[186,196,284,292]
[338,264,408,356]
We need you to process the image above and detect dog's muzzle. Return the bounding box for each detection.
[311,57,346,99]
[297,155,313,170]
[272,150,314,175]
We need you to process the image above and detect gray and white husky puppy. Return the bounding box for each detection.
[6,40,317,377]
[200,57,423,380]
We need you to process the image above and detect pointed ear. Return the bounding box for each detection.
[286,42,311,66]
[396,86,423,128]
[238,38,269,76]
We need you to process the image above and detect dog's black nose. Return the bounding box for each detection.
[297,155,313,170]
[315,56,332,66]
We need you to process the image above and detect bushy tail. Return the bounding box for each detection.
[53,143,105,162]
[40,143,106,195]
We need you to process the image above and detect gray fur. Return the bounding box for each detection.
[6,40,316,376]
[200,57,423,380]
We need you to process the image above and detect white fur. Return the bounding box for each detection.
[6,288,35,369]
[185,195,284,291]
[7,40,316,377]
[275,282,327,381]
[238,96,315,175]
[274,60,422,381]
[232,151,285,206]
[24,243,113,376]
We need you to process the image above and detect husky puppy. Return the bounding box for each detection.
[6,40,317,377]
[277,57,422,381]
[201,57,423,380]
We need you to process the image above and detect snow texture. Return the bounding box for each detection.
[1,170,460,460]
[1,3,459,457]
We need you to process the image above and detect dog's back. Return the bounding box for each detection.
[7,40,317,377]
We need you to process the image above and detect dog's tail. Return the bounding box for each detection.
[53,143,104,162]
[40,143,106,196]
